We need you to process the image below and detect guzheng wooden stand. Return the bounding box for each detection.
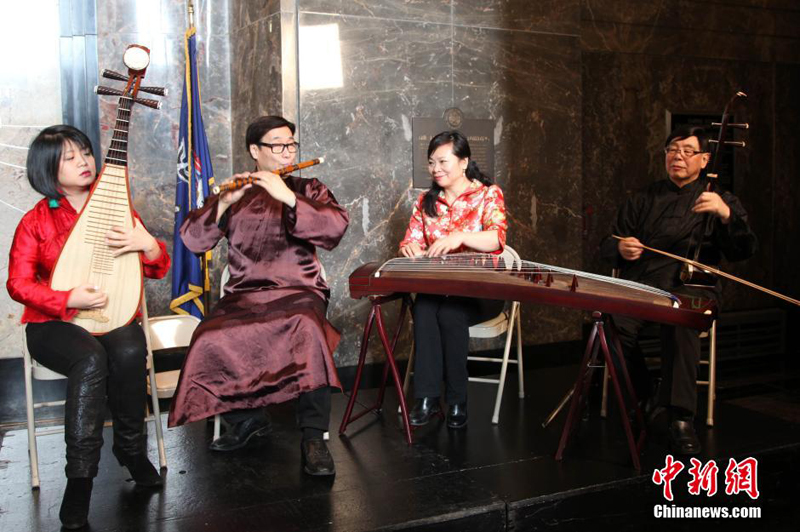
[339,294,415,445]
[553,311,646,470]
[345,256,714,452]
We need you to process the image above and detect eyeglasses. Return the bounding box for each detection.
[664,146,705,157]
[257,142,299,154]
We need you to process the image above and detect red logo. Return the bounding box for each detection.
[724,457,760,500]
[687,458,719,497]
[652,454,685,501]
[653,456,760,500]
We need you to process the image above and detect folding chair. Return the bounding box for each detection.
[22,294,170,489]
[143,313,201,463]
[600,271,718,426]
[401,245,525,424]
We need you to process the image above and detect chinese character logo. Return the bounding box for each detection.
[653,456,760,501]
[652,454,685,501]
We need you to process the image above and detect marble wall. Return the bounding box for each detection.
[95,0,233,316]
[0,0,232,359]
[581,0,800,312]
[773,63,800,303]
[4,0,798,364]
[287,1,584,366]
[0,1,65,359]
[227,0,800,368]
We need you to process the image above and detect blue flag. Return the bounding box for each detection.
[171,28,214,317]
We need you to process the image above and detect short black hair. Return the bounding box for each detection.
[26,125,94,200]
[665,126,709,153]
[245,116,296,151]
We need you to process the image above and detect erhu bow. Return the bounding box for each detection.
[612,235,800,307]
[50,44,165,334]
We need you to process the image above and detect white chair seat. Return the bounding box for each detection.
[147,369,181,399]
[30,361,67,381]
[143,315,200,404]
[469,312,511,337]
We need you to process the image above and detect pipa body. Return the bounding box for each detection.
[49,44,161,335]
[50,163,143,334]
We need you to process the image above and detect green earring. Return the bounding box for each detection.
[48,198,60,208]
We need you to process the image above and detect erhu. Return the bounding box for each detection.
[680,91,749,287]
[50,45,165,334]
[613,92,800,307]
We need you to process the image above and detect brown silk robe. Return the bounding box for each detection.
[167,175,349,427]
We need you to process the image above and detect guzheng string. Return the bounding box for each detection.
[377,254,678,303]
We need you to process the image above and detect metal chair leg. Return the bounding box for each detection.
[491,303,518,424]
[23,342,41,490]
[141,294,167,469]
[706,320,717,427]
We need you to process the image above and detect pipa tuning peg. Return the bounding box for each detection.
[138,85,168,97]
[101,69,166,97]
[102,69,128,82]
[94,85,162,110]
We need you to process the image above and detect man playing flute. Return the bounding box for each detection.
[169,116,349,476]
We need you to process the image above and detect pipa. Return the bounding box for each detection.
[50,44,165,334]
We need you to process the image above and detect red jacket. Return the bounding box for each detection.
[7,197,171,323]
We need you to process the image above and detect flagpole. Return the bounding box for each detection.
[186,0,211,317]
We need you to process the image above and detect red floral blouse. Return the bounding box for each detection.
[7,197,171,323]
[399,180,507,253]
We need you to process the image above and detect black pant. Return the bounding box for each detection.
[26,321,148,479]
[223,386,331,432]
[611,314,701,416]
[412,294,505,405]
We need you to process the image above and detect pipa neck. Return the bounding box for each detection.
[104,94,133,167]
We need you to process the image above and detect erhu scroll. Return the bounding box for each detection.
[212,157,325,195]
[681,91,749,287]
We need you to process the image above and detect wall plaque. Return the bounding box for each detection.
[412,111,495,188]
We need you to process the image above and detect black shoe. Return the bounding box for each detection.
[209,415,272,452]
[59,478,93,529]
[113,448,163,487]
[447,402,468,429]
[301,438,335,476]
[409,397,441,426]
[669,419,701,455]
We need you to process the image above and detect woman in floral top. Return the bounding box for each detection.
[399,130,507,429]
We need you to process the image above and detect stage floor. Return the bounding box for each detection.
[1,364,798,532]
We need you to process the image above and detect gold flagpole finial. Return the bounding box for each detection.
[187,0,195,28]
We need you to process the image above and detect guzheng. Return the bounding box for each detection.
[349,253,715,331]
[50,45,164,334]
